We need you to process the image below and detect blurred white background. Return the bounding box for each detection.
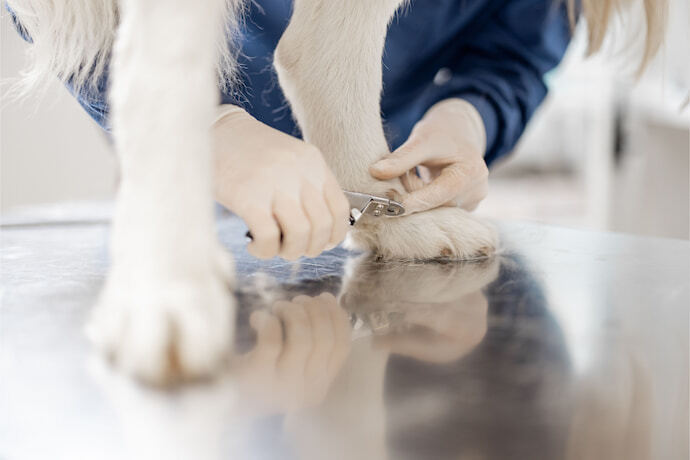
[1,1,688,238]
[1,11,116,213]
[477,0,689,239]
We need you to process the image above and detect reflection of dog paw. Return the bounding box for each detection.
[347,206,498,260]
[87,255,236,385]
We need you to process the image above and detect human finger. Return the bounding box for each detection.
[301,296,336,403]
[323,293,352,376]
[456,177,489,211]
[299,295,335,360]
[323,179,351,249]
[247,310,283,362]
[273,195,310,260]
[301,184,333,258]
[399,168,426,193]
[242,208,281,259]
[273,300,312,370]
[369,136,433,180]
[402,164,466,213]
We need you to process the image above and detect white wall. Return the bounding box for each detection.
[1,13,116,214]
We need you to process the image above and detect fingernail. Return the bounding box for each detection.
[371,159,389,170]
[402,199,421,214]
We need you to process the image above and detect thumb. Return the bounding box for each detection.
[369,136,429,180]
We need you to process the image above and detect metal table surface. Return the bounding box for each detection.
[1,207,688,460]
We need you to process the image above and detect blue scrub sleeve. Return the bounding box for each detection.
[70,73,111,131]
[414,0,571,165]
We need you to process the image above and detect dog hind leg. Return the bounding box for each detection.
[274,0,497,260]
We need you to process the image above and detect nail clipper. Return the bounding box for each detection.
[343,190,405,225]
[245,190,405,241]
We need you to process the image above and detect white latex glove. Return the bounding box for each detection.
[369,98,489,213]
[213,105,350,260]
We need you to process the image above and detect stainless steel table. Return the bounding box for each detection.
[2,207,688,460]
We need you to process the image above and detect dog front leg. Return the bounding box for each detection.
[275,0,497,260]
[275,0,404,193]
[87,0,237,384]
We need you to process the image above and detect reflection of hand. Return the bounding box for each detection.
[373,290,488,363]
[234,293,351,414]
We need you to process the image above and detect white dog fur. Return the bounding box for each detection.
[274,0,497,260]
[9,0,496,383]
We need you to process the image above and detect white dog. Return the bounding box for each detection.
[13,0,663,384]
[8,0,499,383]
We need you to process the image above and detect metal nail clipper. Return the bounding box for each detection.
[245,190,405,240]
[342,190,405,225]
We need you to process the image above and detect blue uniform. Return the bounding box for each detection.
[9,0,571,165]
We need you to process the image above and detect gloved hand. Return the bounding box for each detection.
[369,98,489,213]
[213,105,350,260]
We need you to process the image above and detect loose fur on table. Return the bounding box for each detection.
[7,0,663,382]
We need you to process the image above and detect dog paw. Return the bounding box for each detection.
[346,206,498,260]
[86,253,236,385]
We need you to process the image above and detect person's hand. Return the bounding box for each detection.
[213,105,350,260]
[233,293,352,414]
[369,98,489,213]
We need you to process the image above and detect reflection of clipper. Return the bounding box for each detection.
[351,311,408,337]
